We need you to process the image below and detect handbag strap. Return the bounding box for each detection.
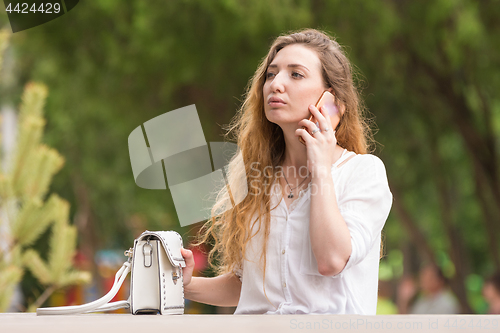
[36,261,131,316]
[91,300,130,313]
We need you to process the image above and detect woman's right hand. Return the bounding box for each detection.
[178,254,241,307]
[180,248,195,287]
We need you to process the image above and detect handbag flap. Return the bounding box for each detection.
[137,231,186,268]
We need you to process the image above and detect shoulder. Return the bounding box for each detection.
[335,153,392,203]
[341,153,388,177]
[352,153,386,166]
[334,153,392,200]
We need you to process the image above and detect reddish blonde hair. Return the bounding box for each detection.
[194,29,374,301]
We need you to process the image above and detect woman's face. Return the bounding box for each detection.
[263,44,329,127]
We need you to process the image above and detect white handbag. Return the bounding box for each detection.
[37,230,186,315]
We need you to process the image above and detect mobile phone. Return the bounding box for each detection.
[298,90,342,145]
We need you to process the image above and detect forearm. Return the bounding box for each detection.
[184,273,242,307]
[309,173,351,275]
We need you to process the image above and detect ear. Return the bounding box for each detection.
[340,103,346,116]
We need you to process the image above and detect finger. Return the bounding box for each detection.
[319,106,332,131]
[181,248,195,267]
[308,104,328,132]
[308,104,324,121]
[180,248,194,286]
[298,118,323,142]
[298,118,320,132]
[181,248,192,259]
[296,128,314,144]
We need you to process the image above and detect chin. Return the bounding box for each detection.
[266,116,293,127]
[264,110,283,124]
[265,109,305,127]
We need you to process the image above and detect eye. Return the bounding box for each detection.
[266,72,276,79]
[291,71,304,79]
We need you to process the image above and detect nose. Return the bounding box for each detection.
[269,72,285,93]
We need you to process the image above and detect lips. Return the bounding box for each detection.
[267,96,286,106]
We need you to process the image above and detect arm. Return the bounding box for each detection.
[297,105,392,277]
[309,170,351,276]
[309,156,392,276]
[297,105,360,276]
[180,248,242,307]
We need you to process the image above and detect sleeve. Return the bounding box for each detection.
[333,155,393,276]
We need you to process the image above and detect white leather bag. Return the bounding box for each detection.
[37,230,186,315]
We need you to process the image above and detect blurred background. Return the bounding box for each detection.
[1,0,499,315]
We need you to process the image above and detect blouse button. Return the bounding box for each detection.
[282,249,285,254]
[283,282,287,288]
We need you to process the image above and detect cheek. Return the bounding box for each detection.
[298,87,324,108]
[263,81,270,92]
[262,86,268,99]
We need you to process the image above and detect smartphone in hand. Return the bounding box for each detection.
[298,90,342,145]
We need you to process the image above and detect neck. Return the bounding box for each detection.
[281,124,309,171]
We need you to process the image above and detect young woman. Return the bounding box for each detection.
[180,29,392,315]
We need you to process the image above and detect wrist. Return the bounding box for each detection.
[184,275,197,289]
[310,171,335,197]
[183,277,199,301]
[311,165,333,180]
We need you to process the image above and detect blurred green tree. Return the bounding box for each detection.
[0,33,90,310]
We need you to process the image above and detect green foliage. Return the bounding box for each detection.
[0,80,90,311]
[23,216,90,287]
[379,249,404,281]
[0,265,23,311]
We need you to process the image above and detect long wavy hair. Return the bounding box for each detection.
[194,28,374,298]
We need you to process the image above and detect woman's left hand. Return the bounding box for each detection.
[296,104,337,178]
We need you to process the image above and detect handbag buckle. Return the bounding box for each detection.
[172,268,180,285]
[124,248,134,262]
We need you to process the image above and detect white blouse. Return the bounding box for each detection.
[233,150,393,315]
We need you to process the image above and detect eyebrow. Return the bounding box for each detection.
[267,64,310,72]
